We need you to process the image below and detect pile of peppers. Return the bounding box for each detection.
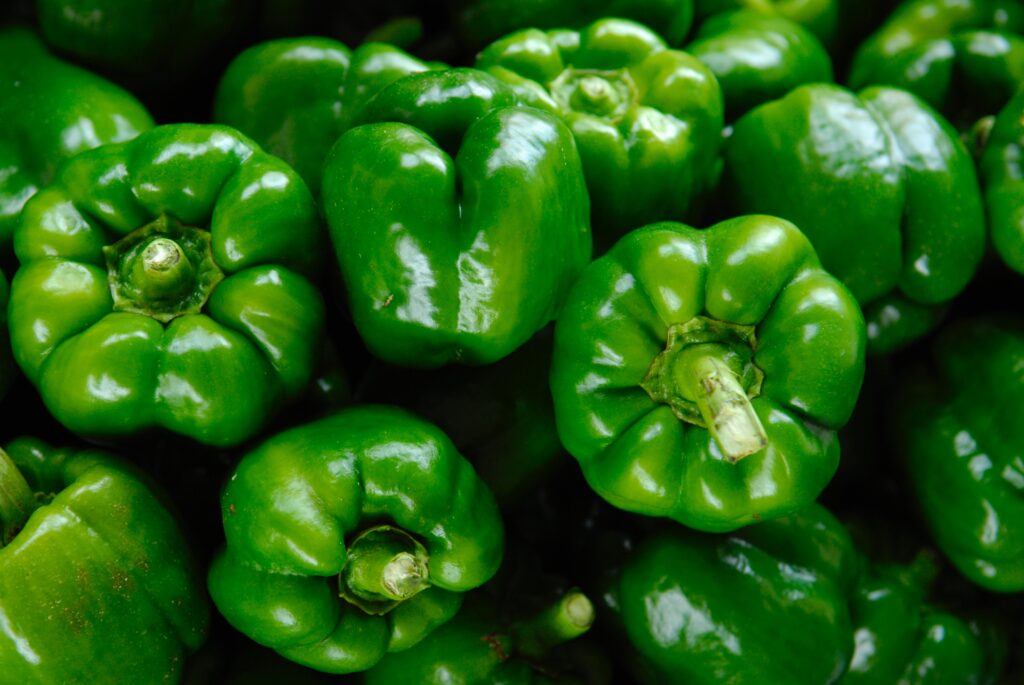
[4,0,1024,682]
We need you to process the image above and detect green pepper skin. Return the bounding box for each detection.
[0,437,209,684]
[207,405,504,674]
[694,0,843,48]
[213,37,443,192]
[454,0,694,50]
[613,504,857,684]
[891,318,1024,593]
[687,10,832,119]
[322,68,591,368]
[9,124,325,447]
[723,84,985,354]
[476,19,723,243]
[979,89,1024,274]
[0,26,153,251]
[849,0,1024,125]
[842,552,1006,684]
[35,0,242,80]
[551,216,865,532]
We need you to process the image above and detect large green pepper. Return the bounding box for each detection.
[849,0,1024,126]
[364,590,596,684]
[550,216,865,532]
[0,26,153,251]
[8,124,325,447]
[207,405,504,674]
[475,18,723,244]
[35,0,243,81]
[842,550,1007,684]
[610,503,857,684]
[979,89,1024,274]
[0,437,209,683]
[214,37,443,192]
[723,84,985,354]
[454,0,694,49]
[891,318,1024,593]
[322,68,591,367]
[686,9,832,119]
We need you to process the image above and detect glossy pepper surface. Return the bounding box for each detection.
[36,0,243,81]
[849,0,1024,126]
[9,124,325,447]
[454,0,695,49]
[476,18,723,243]
[550,216,865,532]
[891,318,1024,593]
[322,68,592,368]
[207,405,504,674]
[364,590,596,684]
[0,26,153,251]
[843,550,1007,684]
[723,84,986,354]
[693,0,847,49]
[611,503,857,684]
[686,9,832,120]
[0,437,209,684]
[214,37,443,192]
[979,89,1024,274]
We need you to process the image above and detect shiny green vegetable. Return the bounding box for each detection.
[476,18,723,243]
[891,317,1024,593]
[0,437,209,684]
[322,68,591,367]
[687,9,832,119]
[207,406,504,674]
[551,216,865,532]
[723,84,985,354]
[214,37,443,192]
[979,89,1024,274]
[610,503,857,684]
[0,26,153,251]
[9,124,325,447]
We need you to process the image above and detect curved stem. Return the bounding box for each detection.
[511,589,595,660]
[0,448,37,549]
[677,345,767,462]
[340,525,430,615]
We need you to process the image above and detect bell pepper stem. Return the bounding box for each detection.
[0,448,37,548]
[341,525,430,606]
[511,589,595,660]
[679,348,767,463]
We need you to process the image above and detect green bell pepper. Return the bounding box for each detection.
[35,0,243,81]
[214,37,443,192]
[610,503,857,684]
[694,0,843,48]
[9,124,325,447]
[322,68,592,367]
[843,550,1007,684]
[979,89,1024,274]
[0,437,209,684]
[550,216,865,532]
[891,317,1024,593]
[454,0,695,50]
[849,0,1024,127]
[686,10,832,120]
[207,405,504,674]
[364,589,596,684]
[723,84,986,354]
[0,26,153,251]
[475,18,723,244]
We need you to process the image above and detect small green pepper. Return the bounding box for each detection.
[214,37,443,192]
[476,18,723,244]
[322,68,592,367]
[0,437,209,684]
[9,124,325,447]
[0,26,153,251]
[891,317,1024,593]
[551,216,865,532]
[723,84,985,353]
[207,405,504,674]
